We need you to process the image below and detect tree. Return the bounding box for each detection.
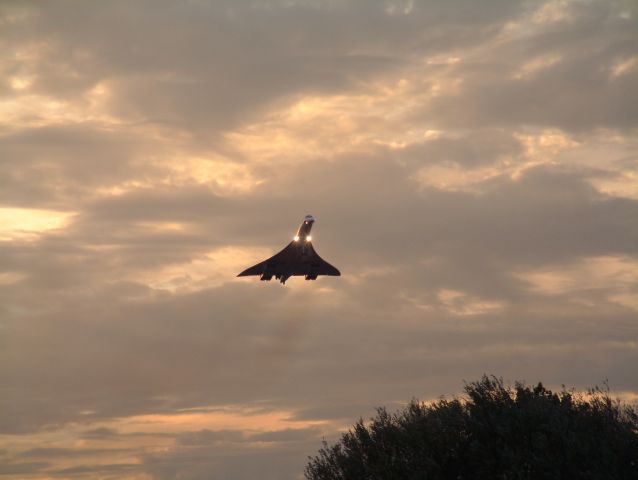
[305,376,638,479]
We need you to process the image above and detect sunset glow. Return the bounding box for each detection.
[2,1,637,478]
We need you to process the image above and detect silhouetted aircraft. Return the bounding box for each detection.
[237,215,341,284]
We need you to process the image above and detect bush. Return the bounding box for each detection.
[305,376,638,479]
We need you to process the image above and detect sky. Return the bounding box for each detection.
[1,0,637,478]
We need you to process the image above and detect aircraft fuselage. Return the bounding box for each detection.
[295,215,315,242]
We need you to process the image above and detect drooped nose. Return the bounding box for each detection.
[296,215,315,241]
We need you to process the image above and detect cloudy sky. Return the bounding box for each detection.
[1,0,637,478]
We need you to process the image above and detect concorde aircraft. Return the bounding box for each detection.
[237,215,340,284]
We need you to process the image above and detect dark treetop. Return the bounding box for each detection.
[305,375,638,480]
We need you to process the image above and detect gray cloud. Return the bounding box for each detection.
[428,1,638,131]
[1,1,637,479]
[142,441,318,480]
[1,1,527,132]
[49,463,139,477]
[0,462,50,476]
[0,125,149,207]
[398,129,525,168]
[250,427,321,442]
[79,427,121,440]
[177,429,246,446]
[18,448,128,458]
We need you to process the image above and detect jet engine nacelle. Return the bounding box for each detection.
[260,273,273,281]
[305,273,318,280]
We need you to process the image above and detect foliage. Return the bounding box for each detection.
[305,376,638,479]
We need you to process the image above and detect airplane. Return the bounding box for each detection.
[237,215,340,284]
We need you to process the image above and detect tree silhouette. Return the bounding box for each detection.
[305,376,638,479]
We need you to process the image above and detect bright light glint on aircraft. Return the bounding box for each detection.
[294,235,300,241]
[306,235,312,241]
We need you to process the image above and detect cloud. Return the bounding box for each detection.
[49,463,140,476]
[18,447,128,459]
[426,1,638,131]
[176,429,245,446]
[142,445,309,480]
[515,255,638,311]
[1,0,637,479]
[79,427,121,440]
[0,462,50,476]
[250,427,322,442]
[0,207,76,240]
